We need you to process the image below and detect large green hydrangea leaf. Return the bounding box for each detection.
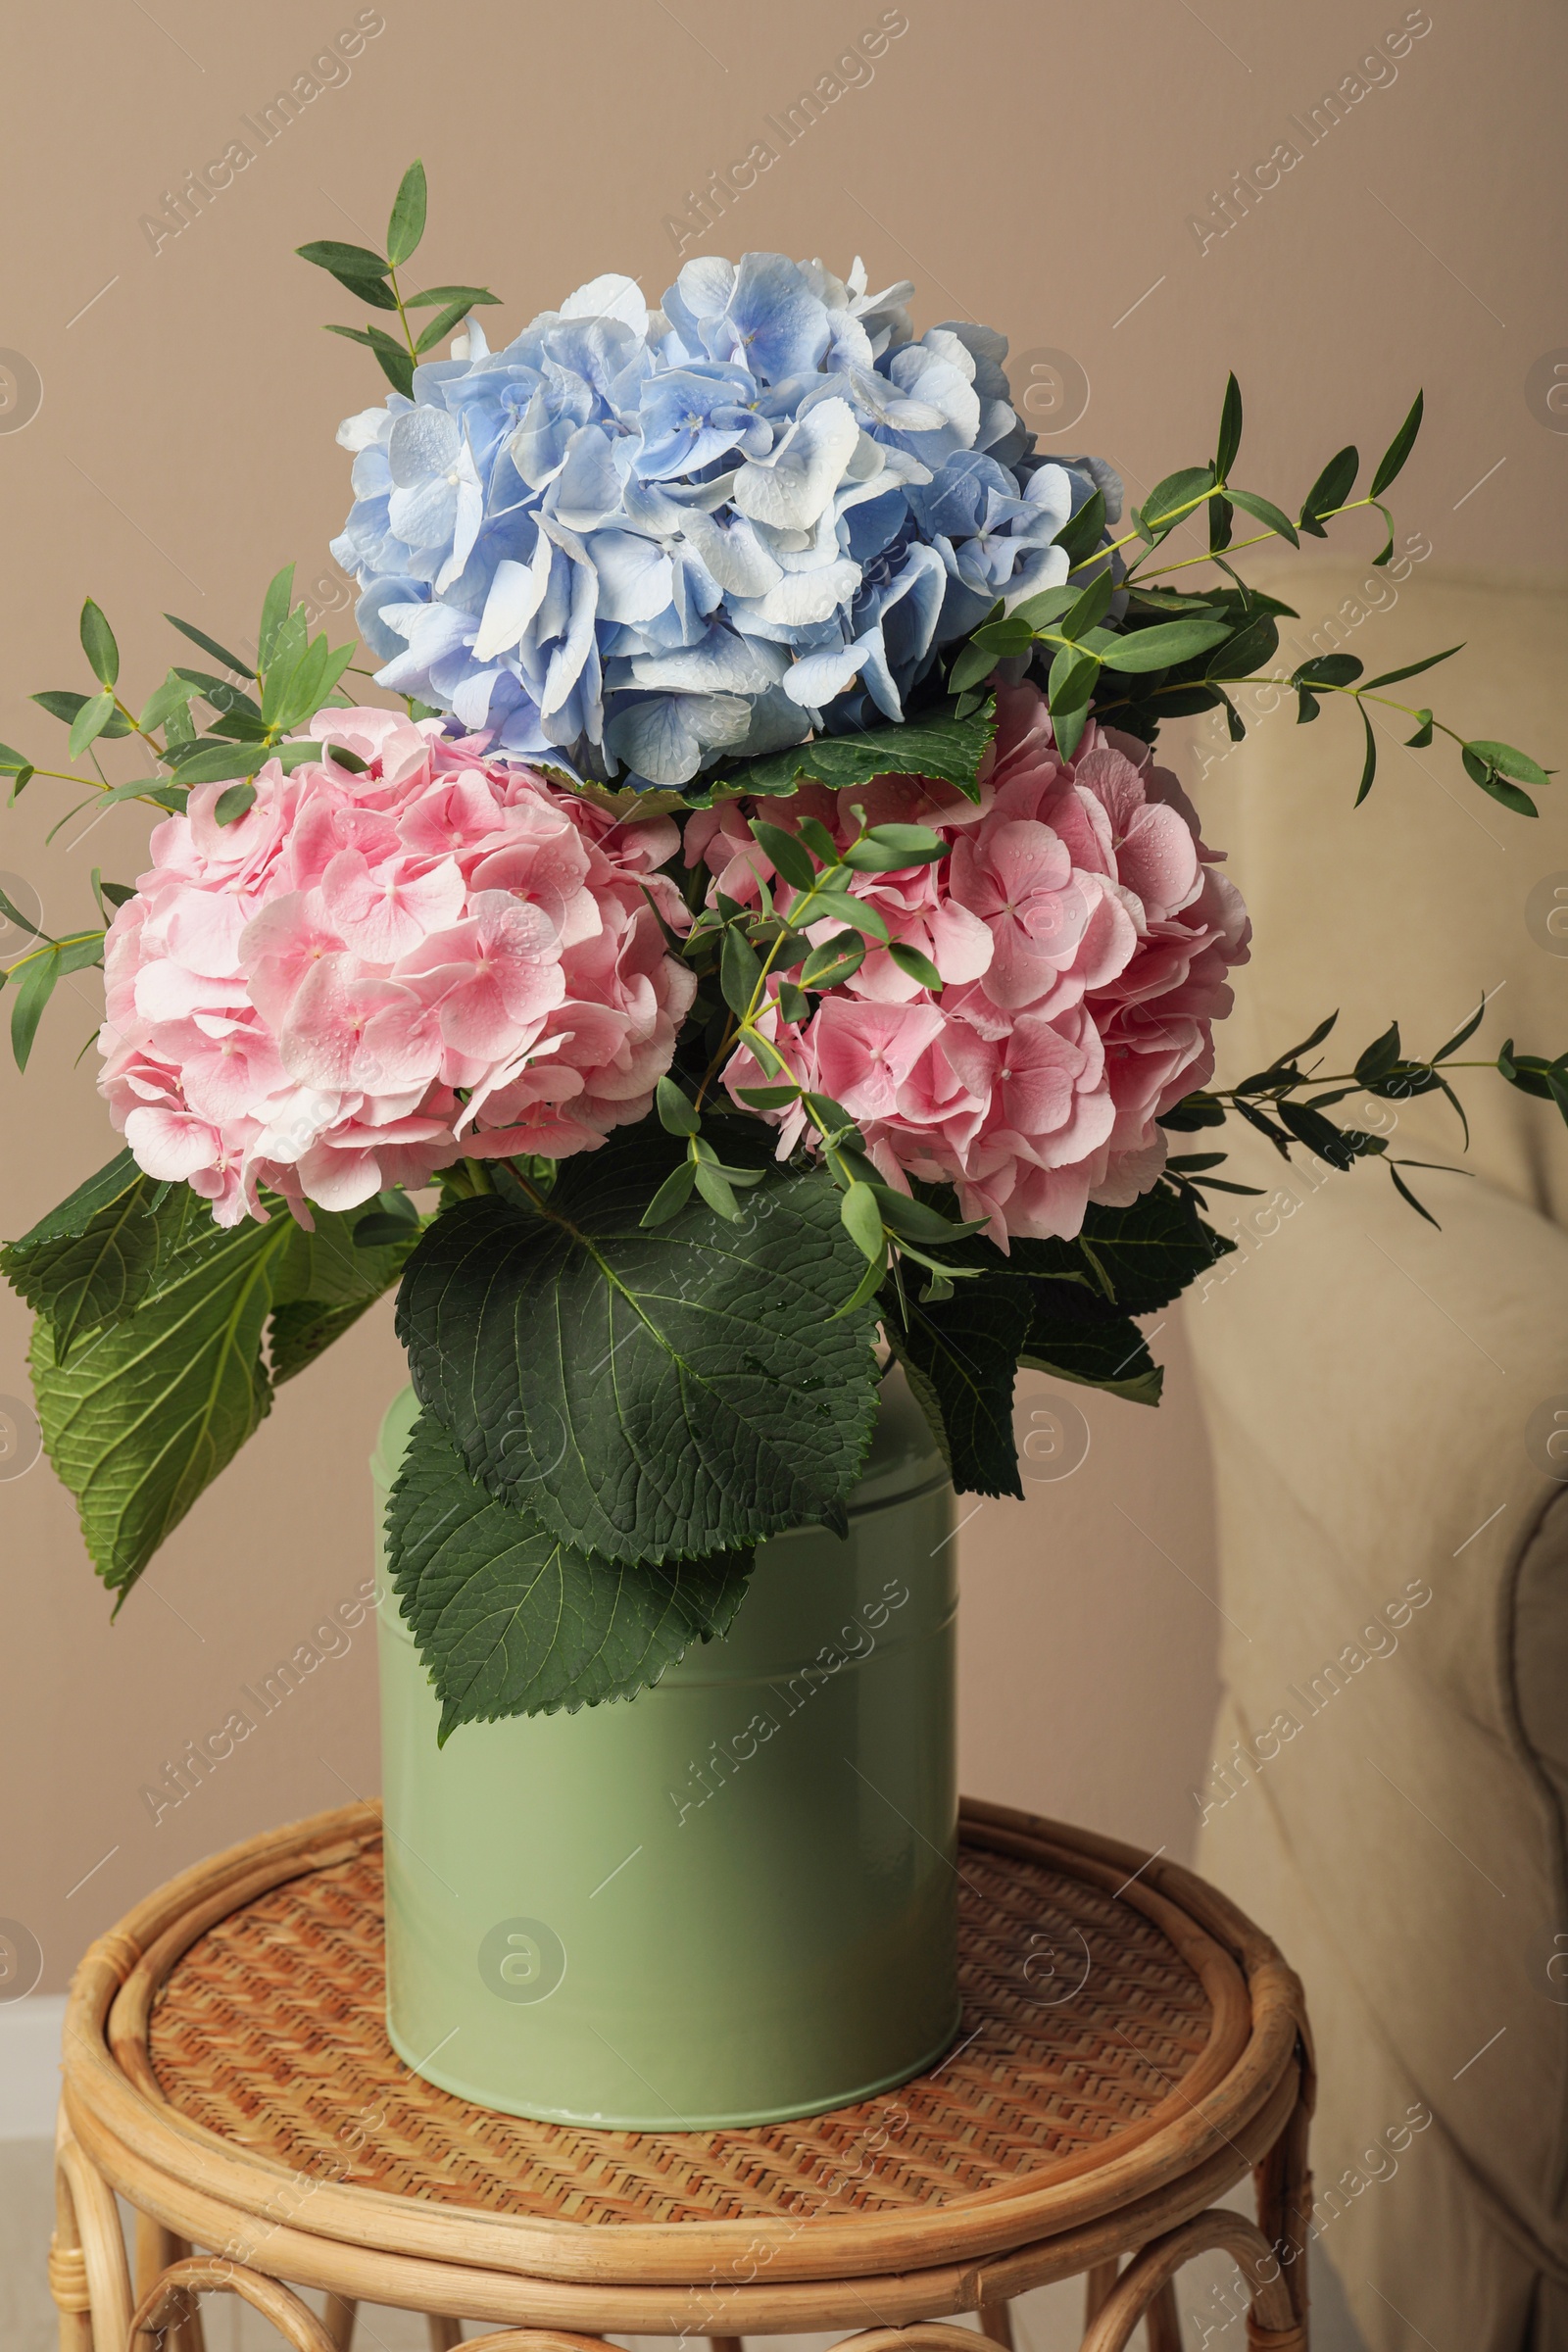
[395,1137,882,1565]
[388,1411,754,1735]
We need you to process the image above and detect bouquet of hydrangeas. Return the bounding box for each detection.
[3,166,1561,1738]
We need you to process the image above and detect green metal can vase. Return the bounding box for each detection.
[373,1376,958,2128]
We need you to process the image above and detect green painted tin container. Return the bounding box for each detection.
[372,1377,958,2128]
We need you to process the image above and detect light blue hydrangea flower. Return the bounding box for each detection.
[331,256,1120,788]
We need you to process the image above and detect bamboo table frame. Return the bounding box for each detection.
[51,1797,1313,2352]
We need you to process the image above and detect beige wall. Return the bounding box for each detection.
[2,0,1563,1990]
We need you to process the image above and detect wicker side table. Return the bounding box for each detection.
[52,1797,1313,2352]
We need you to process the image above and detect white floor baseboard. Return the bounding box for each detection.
[0,1996,66,2141]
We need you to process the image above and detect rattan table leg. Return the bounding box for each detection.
[1144,2281,1182,2352]
[1250,2069,1313,2348]
[54,2112,132,2352]
[977,2302,1014,2350]
[322,2292,358,2348]
[709,2334,745,2352]
[1076,2210,1302,2352]
[426,2319,463,2350]
[1084,2264,1119,2326]
[128,2258,338,2352]
[134,2216,207,2352]
[47,2160,92,2352]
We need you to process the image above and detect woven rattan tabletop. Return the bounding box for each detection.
[61,1798,1309,2330]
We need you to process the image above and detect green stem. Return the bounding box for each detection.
[2,928,105,979]
[109,692,168,762]
[387,265,420,367]
[1073,482,1226,577]
[1131,495,1378,584]
[1208,1056,1494,1102]
[692,858,848,1109]
[1132,527,1280,581]
[1089,669,1462,747]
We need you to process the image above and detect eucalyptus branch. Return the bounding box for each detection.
[294,161,501,402]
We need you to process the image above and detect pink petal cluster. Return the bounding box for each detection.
[704,682,1250,1244]
[98,709,694,1224]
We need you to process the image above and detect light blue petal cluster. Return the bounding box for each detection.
[331,257,1121,787]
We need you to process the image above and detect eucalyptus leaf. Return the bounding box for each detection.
[798,932,864,990]
[1299,445,1359,535]
[0,884,51,942]
[1361,646,1462,691]
[1293,653,1363,689]
[367,330,416,399]
[9,937,102,1070]
[296,237,391,277]
[164,613,255,677]
[1051,488,1106,568]
[808,891,889,945]
[1226,488,1299,547]
[1466,764,1539,817]
[139,673,199,732]
[719,923,763,1015]
[32,689,131,740]
[1204,612,1278,681]
[386,158,427,267]
[1466,739,1550,788]
[840,1182,884,1262]
[413,299,479,357]
[888,939,944,991]
[656,1076,701,1136]
[319,268,400,311]
[406,283,501,308]
[1137,466,1215,540]
[1099,618,1233,673]
[78,600,120,689]
[1058,570,1115,640]
[257,564,297,670]
[640,1161,698,1227]
[1047,644,1099,713]
[1354,706,1378,805]
[68,692,117,760]
[948,640,998,695]
[168,743,270,786]
[1215,371,1244,479]
[1369,389,1424,497]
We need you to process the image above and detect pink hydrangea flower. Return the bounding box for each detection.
[98,710,695,1224]
[707,681,1250,1244]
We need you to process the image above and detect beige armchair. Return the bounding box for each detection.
[1182,556,1568,2349]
